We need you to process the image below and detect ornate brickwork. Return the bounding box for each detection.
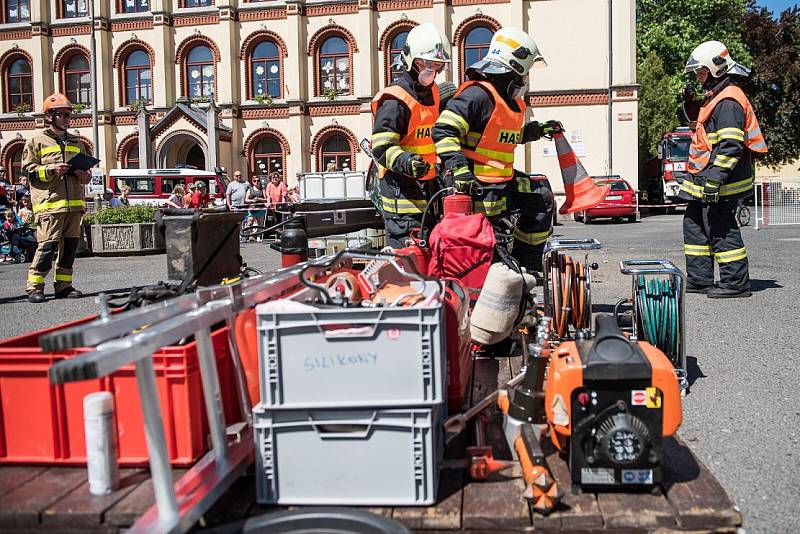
[0,49,34,113]
[240,107,291,119]
[174,13,220,27]
[449,0,508,5]
[0,29,32,40]
[110,19,154,32]
[243,127,291,157]
[307,103,361,117]
[452,14,501,47]
[310,124,358,171]
[115,132,139,162]
[376,0,432,10]
[239,8,287,21]
[53,44,90,73]
[306,2,358,16]
[528,91,609,107]
[307,24,359,56]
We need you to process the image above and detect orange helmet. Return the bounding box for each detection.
[43,93,72,113]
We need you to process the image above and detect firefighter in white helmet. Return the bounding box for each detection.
[369,22,450,247]
[432,27,557,272]
[679,40,767,298]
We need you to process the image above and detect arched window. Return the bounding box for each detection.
[121,0,149,13]
[64,54,91,106]
[186,45,214,99]
[62,0,88,18]
[250,41,281,99]
[320,135,352,172]
[250,136,284,178]
[123,144,140,169]
[124,50,152,105]
[388,31,409,84]
[5,0,31,22]
[318,37,350,96]
[5,143,24,184]
[4,57,33,113]
[463,26,493,77]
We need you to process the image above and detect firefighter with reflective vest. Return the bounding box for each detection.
[21,93,91,303]
[370,22,450,247]
[680,41,767,298]
[431,27,557,272]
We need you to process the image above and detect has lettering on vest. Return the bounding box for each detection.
[415,125,433,139]
[497,129,521,144]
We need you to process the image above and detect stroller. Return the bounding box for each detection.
[1,223,37,264]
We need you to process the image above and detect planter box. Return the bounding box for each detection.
[91,222,165,255]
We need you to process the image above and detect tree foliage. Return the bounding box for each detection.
[637,52,678,161]
[740,2,800,168]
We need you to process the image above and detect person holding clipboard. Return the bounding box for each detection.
[21,93,99,303]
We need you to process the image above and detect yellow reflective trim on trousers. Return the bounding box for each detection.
[33,199,86,213]
[435,138,462,153]
[713,154,738,169]
[55,273,73,281]
[717,127,744,137]
[28,274,45,284]
[385,146,403,169]
[513,227,551,245]
[400,144,435,155]
[715,247,747,263]
[437,110,469,135]
[684,244,712,256]
[474,198,507,216]
[475,146,515,163]
[380,195,426,214]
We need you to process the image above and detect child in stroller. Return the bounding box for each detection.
[1,208,36,263]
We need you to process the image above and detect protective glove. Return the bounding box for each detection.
[680,83,702,125]
[702,180,720,204]
[542,120,564,137]
[394,152,431,180]
[451,165,476,194]
[522,121,545,143]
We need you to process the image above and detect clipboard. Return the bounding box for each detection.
[68,153,101,171]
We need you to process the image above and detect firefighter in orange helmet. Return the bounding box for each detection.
[21,93,92,303]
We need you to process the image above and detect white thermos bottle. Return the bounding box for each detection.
[84,392,120,495]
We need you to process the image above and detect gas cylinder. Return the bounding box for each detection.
[443,193,473,216]
[280,217,308,267]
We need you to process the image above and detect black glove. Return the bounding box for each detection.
[681,83,702,125]
[394,152,431,180]
[702,180,720,204]
[522,121,545,143]
[542,120,564,137]
[451,165,476,194]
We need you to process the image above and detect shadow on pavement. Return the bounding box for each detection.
[0,287,136,306]
[750,279,782,293]
[686,355,705,388]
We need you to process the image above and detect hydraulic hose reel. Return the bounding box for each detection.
[618,260,688,391]
[542,238,602,340]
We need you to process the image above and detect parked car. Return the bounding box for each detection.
[574,175,637,223]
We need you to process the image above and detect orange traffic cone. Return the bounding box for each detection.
[554,132,610,214]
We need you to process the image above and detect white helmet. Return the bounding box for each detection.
[684,40,750,78]
[399,22,451,72]
[468,27,546,77]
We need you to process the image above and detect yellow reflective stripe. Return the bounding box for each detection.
[32,199,86,213]
[55,273,73,282]
[494,34,521,50]
[380,195,426,214]
[371,131,400,149]
[38,166,48,180]
[400,144,435,155]
[680,181,702,198]
[453,166,471,177]
[713,154,738,169]
[513,227,551,245]
[516,176,532,193]
[28,274,45,284]
[716,127,744,141]
[715,247,747,263]
[465,132,481,144]
[65,145,81,154]
[38,146,62,156]
[437,110,469,135]
[684,244,712,256]
[385,146,404,169]
[474,198,507,216]
[435,138,462,153]
[475,164,513,177]
[720,176,753,196]
[475,146,515,163]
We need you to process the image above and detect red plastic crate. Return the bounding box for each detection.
[0,315,239,466]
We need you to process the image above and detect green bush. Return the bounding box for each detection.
[92,205,156,224]
[82,213,95,225]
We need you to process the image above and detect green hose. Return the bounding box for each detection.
[636,275,679,362]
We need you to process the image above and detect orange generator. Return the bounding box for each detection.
[545,315,682,488]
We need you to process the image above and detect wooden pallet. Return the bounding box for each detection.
[0,356,741,532]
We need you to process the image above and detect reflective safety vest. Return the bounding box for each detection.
[687,85,767,175]
[456,80,524,184]
[22,129,87,215]
[370,83,440,181]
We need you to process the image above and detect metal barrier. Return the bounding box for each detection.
[754,177,800,229]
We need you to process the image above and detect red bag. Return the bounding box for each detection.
[427,213,495,295]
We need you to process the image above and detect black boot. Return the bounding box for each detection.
[27,290,46,303]
[54,287,84,299]
[707,286,751,299]
[685,282,713,294]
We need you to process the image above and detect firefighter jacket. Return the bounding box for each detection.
[370,75,439,182]
[432,79,525,184]
[21,129,87,215]
[679,79,767,202]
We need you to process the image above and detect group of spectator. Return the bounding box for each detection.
[225,171,300,241]
[0,170,36,262]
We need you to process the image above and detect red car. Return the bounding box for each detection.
[574,176,638,223]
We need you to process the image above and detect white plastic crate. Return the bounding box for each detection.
[254,403,444,505]
[256,299,445,409]
[298,171,367,200]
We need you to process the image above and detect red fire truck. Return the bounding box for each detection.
[640,127,692,211]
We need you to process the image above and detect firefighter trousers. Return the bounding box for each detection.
[472,171,555,272]
[27,211,83,293]
[683,199,750,291]
[379,172,431,248]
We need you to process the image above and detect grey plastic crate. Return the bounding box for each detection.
[257,304,445,408]
[254,403,444,505]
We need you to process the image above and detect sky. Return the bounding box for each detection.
[755,0,798,15]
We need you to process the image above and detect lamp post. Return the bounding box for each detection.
[89,0,99,159]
